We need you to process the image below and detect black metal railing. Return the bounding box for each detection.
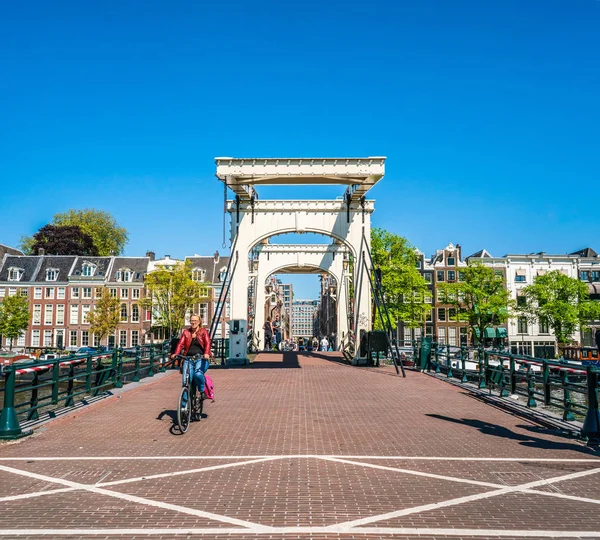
[417,341,600,446]
[0,342,170,440]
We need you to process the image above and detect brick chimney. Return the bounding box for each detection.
[38,248,45,256]
[456,244,462,261]
[145,251,155,261]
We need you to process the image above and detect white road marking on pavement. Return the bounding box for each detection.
[330,466,600,529]
[0,454,599,461]
[320,456,504,488]
[0,527,598,537]
[0,464,273,532]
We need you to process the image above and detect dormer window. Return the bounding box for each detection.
[82,262,97,277]
[192,268,206,282]
[116,268,134,282]
[46,268,59,281]
[218,267,228,283]
[7,267,24,281]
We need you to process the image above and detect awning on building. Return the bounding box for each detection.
[484,328,496,338]
[515,269,526,276]
[497,328,508,338]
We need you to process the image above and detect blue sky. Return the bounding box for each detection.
[1,0,599,298]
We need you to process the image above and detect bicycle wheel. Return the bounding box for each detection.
[177,386,191,433]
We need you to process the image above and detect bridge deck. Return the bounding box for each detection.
[0,352,599,539]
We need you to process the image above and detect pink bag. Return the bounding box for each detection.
[204,374,215,401]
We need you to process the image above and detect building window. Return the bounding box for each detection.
[81,330,89,346]
[70,331,78,347]
[581,271,589,281]
[120,304,128,321]
[132,304,140,323]
[44,305,53,325]
[56,305,65,325]
[8,288,16,297]
[0,288,4,297]
[93,334,100,347]
[82,287,92,299]
[539,318,549,334]
[121,288,129,299]
[436,271,445,282]
[70,305,78,325]
[20,288,28,297]
[7,267,24,281]
[214,287,221,300]
[448,327,457,346]
[116,269,133,282]
[517,295,527,307]
[119,330,127,347]
[31,330,40,347]
[82,305,90,324]
[437,308,446,322]
[447,257,455,266]
[424,272,432,283]
[132,288,140,299]
[592,271,600,282]
[71,287,80,299]
[199,303,208,325]
[131,330,139,346]
[517,317,528,334]
[515,275,526,283]
[33,305,41,325]
[425,309,432,322]
[94,287,102,298]
[43,330,52,347]
[415,260,421,269]
[34,287,42,299]
[57,287,65,300]
[458,271,465,282]
[438,327,446,345]
[82,263,96,277]
[45,287,54,299]
[448,308,457,320]
[447,271,456,282]
[45,268,59,281]
[110,288,117,298]
[192,268,206,282]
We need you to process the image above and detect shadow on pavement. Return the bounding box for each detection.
[426,414,596,455]
[250,351,301,369]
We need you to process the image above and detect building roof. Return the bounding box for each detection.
[185,255,231,284]
[70,257,113,281]
[108,257,149,283]
[467,248,494,259]
[0,243,24,258]
[570,247,598,258]
[0,256,43,282]
[34,256,77,283]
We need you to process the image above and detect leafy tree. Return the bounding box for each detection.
[21,209,128,256]
[87,289,121,347]
[142,260,210,339]
[30,225,98,256]
[438,263,513,344]
[370,228,430,331]
[0,295,30,350]
[519,270,600,355]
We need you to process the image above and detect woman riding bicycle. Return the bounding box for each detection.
[173,314,212,401]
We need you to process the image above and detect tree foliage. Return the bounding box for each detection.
[0,295,30,350]
[518,270,600,349]
[87,289,121,346]
[21,209,128,256]
[29,225,98,256]
[370,228,430,330]
[142,260,210,339]
[438,263,513,344]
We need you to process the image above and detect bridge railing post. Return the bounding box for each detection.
[0,365,32,440]
[460,345,467,383]
[134,345,141,381]
[477,344,486,389]
[582,365,600,447]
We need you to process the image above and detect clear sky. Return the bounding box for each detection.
[1,0,599,299]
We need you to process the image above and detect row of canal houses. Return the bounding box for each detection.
[0,244,230,351]
[401,243,600,357]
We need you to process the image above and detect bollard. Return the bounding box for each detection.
[581,366,600,447]
[0,366,32,440]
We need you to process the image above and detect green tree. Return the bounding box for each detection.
[438,263,513,344]
[87,289,121,347]
[0,295,30,350]
[142,260,210,339]
[519,270,600,355]
[370,228,430,332]
[21,209,128,256]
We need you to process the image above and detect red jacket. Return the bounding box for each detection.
[174,327,212,358]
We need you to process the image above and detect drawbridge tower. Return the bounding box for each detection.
[216,157,385,364]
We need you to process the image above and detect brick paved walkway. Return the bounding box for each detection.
[1,351,599,539]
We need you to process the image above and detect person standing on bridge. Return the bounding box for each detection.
[173,314,212,400]
[263,317,273,351]
[320,335,329,352]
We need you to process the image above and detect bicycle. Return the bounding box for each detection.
[173,354,206,433]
